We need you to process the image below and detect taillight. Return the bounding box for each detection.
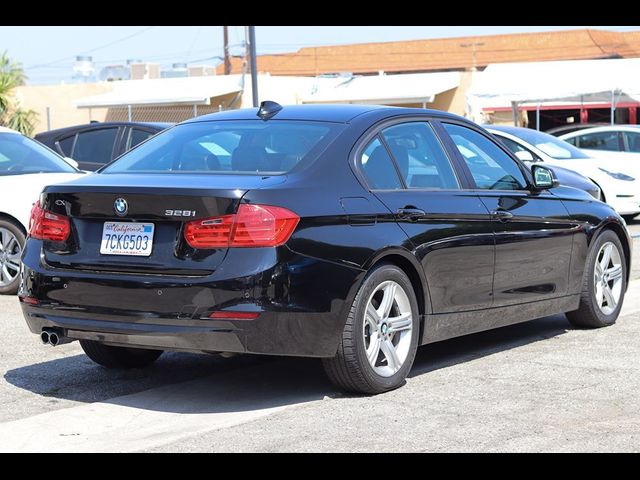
[29,201,71,242]
[185,204,299,249]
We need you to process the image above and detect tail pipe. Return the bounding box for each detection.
[41,328,73,346]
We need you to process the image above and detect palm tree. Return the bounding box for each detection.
[0,51,37,136]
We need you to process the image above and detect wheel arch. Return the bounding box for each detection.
[601,221,632,286]
[0,212,27,235]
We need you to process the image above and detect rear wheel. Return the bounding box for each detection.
[0,220,25,295]
[566,230,626,328]
[80,340,163,369]
[322,264,419,394]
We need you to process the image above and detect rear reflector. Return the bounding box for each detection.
[29,201,70,242]
[18,296,39,305]
[185,204,299,249]
[209,311,260,320]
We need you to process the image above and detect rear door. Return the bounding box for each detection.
[441,121,575,307]
[356,119,495,313]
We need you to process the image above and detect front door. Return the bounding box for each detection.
[441,122,575,307]
[357,120,495,313]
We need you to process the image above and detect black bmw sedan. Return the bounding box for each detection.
[19,103,631,394]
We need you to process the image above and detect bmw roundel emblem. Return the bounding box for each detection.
[114,198,128,216]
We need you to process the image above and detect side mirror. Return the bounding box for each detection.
[515,150,535,162]
[532,164,559,189]
[63,157,79,169]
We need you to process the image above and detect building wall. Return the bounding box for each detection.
[14,83,113,135]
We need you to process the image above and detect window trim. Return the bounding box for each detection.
[350,116,471,193]
[438,120,535,193]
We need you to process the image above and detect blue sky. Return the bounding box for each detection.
[1,26,637,85]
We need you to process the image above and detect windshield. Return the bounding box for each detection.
[102,120,343,175]
[507,128,590,160]
[0,133,78,175]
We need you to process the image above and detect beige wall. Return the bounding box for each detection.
[14,83,113,135]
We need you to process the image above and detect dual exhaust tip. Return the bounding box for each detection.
[40,329,71,346]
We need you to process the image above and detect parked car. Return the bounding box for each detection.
[558,125,640,154]
[545,123,607,137]
[487,126,640,219]
[19,103,631,394]
[491,131,601,199]
[35,121,171,171]
[0,126,85,294]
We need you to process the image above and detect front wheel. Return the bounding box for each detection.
[322,264,420,394]
[566,230,627,328]
[80,340,163,369]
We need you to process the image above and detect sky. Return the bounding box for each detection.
[1,26,637,85]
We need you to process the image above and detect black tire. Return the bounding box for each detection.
[322,263,420,394]
[80,340,163,369]
[566,229,627,328]
[0,219,26,295]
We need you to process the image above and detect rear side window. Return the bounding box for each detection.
[103,121,342,175]
[74,128,118,165]
[358,138,403,189]
[127,128,155,150]
[56,135,75,156]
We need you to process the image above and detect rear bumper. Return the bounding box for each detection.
[20,240,363,357]
[608,195,640,216]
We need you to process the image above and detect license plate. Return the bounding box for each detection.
[100,222,155,257]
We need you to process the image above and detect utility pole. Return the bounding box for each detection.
[223,26,231,75]
[248,26,258,107]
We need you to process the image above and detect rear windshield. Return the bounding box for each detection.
[0,133,78,175]
[102,120,342,175]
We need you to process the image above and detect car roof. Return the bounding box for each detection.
[34,121,172,138]
[0,126,20,135]
[484,125,532,135]
[183,103,462,124]
[559,125,640,137]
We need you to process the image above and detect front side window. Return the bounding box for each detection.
[574,131,621,151]
[622,131,640,152]
[444,123,527,190]
[103,121,341,175]
[358,138,403,190]
[74,128,118,165]
[380,122,459,189]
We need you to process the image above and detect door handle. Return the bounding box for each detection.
[491,209,514,222]
[396,207,426,221]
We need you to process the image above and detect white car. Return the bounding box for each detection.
[558,125,640,155]
[0,126,85,294]
[486,126,640,219]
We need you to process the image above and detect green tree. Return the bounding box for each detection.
[0,51,37,136]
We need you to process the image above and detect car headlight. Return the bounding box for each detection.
[599,168,635,181]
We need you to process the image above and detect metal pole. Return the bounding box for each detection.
[536,103,540,131]
[248,26,258,107]
[46,106,51,131]
[511,101,519,127]
[193,104,198,117]
[611,90,615,125]
[127,104,132,122]
[223,26,231,75]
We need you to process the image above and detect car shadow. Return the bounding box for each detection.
[3,314,571,415]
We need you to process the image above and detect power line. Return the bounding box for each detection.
[24,26,156,70]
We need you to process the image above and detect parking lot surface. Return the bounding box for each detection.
[0,219,638,452]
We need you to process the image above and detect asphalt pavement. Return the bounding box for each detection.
[0,222,638,452]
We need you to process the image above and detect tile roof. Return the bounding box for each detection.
[217,29,640,76]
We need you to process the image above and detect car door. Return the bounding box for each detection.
[441,121,575,307]
[72,127,121,171]
[356,120,495,313]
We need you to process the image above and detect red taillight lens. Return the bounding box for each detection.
[184,204,299,249]
[209,311,260,320]
[29,201,71,242]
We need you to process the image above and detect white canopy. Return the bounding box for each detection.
[467,58,640,119]
[75,76,243,108]
[302,72,460,105]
